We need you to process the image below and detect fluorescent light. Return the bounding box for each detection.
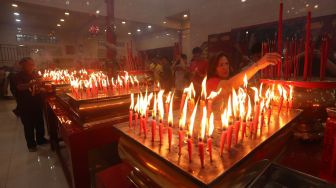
[96,10,100,14]
[65,12,69,15]
[183,14,188,18]
[57,24,61,27]
[128,32,132,35]
[137,29,141,32]
[241,0,246,2]
[147,25,152,29]
[15,19,21,22]
[121,21,126,24]
[60,19,65,22]
[13,12,20,16]
[314,4,318,9]
[12,4,18,7]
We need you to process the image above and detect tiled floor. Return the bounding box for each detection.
[0,99,68,188]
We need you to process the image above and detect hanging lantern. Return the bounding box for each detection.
[89,25,100,35]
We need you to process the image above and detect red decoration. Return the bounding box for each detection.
[89,25,100,35]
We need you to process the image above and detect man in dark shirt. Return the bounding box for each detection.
[15,57,47,152]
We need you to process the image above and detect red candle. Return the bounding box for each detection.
[220,131,227,156]
[227,124,233,151]
[267,107,272,125]
[207,99,213,115]
[140,116,144,136]
[151,118,156,142]
[135,112,138,129]
[234,119,241,145]
[207,137,212,162]
[241,121,247,142]
[303,11,311,81]
[253,104,260,133]
[278,96,283,115]
[129,110,133,129]
[277,0,283,79]
[143,115,147,138]
[86,88,91,98]
[168,125,172,151]
[178,129,184,155]
[260,111,265,135]
[198,139,205,168]
[187,136,193,162]
[159,120,163,145]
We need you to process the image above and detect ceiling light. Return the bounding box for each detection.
[163,21,167,24]
[65,12,69,15]
[12,4,18,7]
[65,1,70,5]
[104,29,106,32]
[121,21,126,24]
[13,12,20,16]
[137,29,141,32]
[241,0,246,2]
[147,25,152,29]
[19,44,24,47]
[305,4,309,7]
[128,32,132,35]
[96,10,100,14]
[15,19,21,22]
[60,19,65,22]
[57,24,61,27]
[314,4,318,9]
[86,1,90,6]
[246,31,249,34]
[166,33,170,36]
[183,14,188,18]
[17,27,21,30]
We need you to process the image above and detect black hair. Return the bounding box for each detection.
[250,42,262,55]
[208,52,229,78]
[192,47,202,55]
[181,54,187,60]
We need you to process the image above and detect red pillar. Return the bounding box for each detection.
[106,0,116,68]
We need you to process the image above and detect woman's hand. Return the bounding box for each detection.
[256,53,281,69]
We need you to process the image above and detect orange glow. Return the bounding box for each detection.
[188,102,198,136]
[259,83,263,98]
[207,88,222,100]
[179,97,188,129]
[102,79,107,87]
[200,106,207,140]
[251,87,259,104]
[166,91,172,104]
[232,88,238,117]
[130,93,134,110]
[133,76,139,85]
[152,94,157,117]
[168,93,174,126]
[221,109,228,129]
[157,90,165,120]
[277,84,283,97]
[246,96,252,120]
[134,94,139,113]
[243,74,248,88]
[239,99,245,120]
[227,95,232,118]
[265,88,271,108]
[289,85,293,100]
[129,76,134,86]
[208,112,215,136]
[201,76,207,100]
[282,86,287,101]
[147,92,153,106]
[260,98,265,113]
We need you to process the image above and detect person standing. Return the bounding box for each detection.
[190,47,209,94]
[15,57,48,152]
[173,54,189,91]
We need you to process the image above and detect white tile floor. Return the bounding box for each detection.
[0,99,69,188]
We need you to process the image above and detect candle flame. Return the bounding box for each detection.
[208,112,214,136]
[179,97,188,129]
[201,76,207,100]
[188,102,198,136]
[265,88,271,108]
[277,84,283,97]
[147,92,153,106]
[282,86,287,101]
[200,106,207,140]
[232,88,238,118]
[157,90,165,120]
[134,94,140,113]
[221,109,228,129]
[207,88,222,100]
[260,98,265,113]
[243,74,248,88]
[259,83,263,98]
[168,93,174,126]
[251,87,259,103]
[247,96,252,120]
[166,91,172,103]
[153,93,157,118]
[289,85,293,100]
[239,99,245,120]
[227,95,232,118]
[130,93,134,110]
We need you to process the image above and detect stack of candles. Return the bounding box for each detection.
[128,76,295,168]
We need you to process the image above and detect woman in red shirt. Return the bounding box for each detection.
[206,52,280,96]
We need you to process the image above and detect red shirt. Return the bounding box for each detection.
[206,77,221,94]
[190,59,209,83]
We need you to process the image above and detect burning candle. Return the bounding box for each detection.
[134,95,140,129]
[200,76,207,110]
[157,90,165,145]
[251,87,260,134]
[259,99,265,135]
[241,96,251,141]
[102,79,108,95]
[151,94,157,142]
[207,113,215,162]
[289,85,293,110]
[187,102,198,162]
[227,119,233,152]
[129,94,134,129]
[220,109,228,156]
[277,85,284,115]
[199,106,207,168]
[207,88,222,114]
[180,88,188,112]
[167,93,174,150]
[165,92,172,118]
[178,98,188,155]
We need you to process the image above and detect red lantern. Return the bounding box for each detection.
[89,25,99,35]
